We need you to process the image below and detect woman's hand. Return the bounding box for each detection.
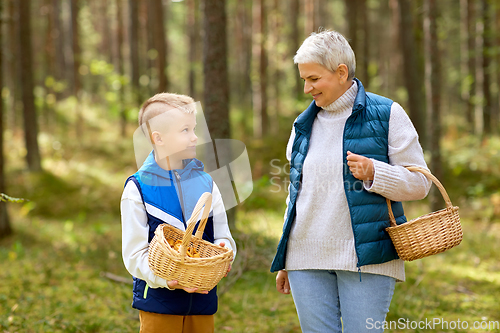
[276,270,291,294]
[346,151,374,181]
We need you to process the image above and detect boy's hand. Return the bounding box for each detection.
[218,241,232,277]
[346,151,374,181]
[167,280,209,294]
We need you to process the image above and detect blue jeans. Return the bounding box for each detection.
[287,270,396,333]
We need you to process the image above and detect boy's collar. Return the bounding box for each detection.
[140,151,204,179]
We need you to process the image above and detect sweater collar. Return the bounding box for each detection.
[352,78,366,114]
[294,78,366,134]
[321,80,358,112]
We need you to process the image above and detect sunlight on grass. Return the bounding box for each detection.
[3,111,500,332]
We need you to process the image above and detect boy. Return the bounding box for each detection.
[121,93,236,333]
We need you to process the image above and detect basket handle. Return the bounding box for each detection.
[179,192,212,261]
[387,166,453,227]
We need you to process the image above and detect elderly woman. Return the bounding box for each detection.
[271,30,432,332]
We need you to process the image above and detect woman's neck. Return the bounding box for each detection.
[321,80,358,112]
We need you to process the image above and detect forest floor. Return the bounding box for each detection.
[1,109,500,332]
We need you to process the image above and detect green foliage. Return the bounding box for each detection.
[442,135,500,200]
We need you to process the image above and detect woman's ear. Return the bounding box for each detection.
[337,64,349,82]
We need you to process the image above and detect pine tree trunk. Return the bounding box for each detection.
[304,0,316,35]
[270,0,282,135]
[117,0,127,137]
[474,0,484,135]
[481,0,492,134]
[497,1,500,129]
[52,0,66,99]
[0,0,12,239]
[203,0,230,139]
[360,0,370,88]
[252,0,268,138]
[424,0,442,212]
[345,0,359,57]
[187,0,200,99]
[398,0,426,142]
[70,0,83,137]
[151,0,168,93]
[129,0,141,105]
[202,0,234,227]
[290,0,302,100]
[18,0,42,172]
[7,0,19,131]
[467,0,476,131]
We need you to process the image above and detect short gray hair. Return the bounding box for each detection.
[294,30,356,80]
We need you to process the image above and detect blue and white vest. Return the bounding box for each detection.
[125,152,218,315]
[271,78,407,272]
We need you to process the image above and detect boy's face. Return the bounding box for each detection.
[151,108,198,161]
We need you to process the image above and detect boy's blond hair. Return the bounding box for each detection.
[139,93,196,127]
[138,93,196,139]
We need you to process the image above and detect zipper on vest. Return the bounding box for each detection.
[173,170,186,227]
[143,284,149,299]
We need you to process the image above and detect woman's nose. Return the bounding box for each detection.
[304,81,313,94]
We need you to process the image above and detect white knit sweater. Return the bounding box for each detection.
[284,81,431,281]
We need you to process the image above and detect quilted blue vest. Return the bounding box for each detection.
[271,78,406,272]
[125,152,218,315]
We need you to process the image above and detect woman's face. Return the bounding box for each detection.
[298,62,349,107]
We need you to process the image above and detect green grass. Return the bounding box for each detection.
[2,105,500,332]
[2,204,500,332]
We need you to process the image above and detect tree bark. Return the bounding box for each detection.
[116,0,127,137]
[0,0,12,238]
[345,0,359,58]
[7,0,20,131]
[70,0,83,137]
[481,0,492,134]
[398,0,426,142]
[497,0,500,129]
[467,0,476,131]
[474,0,484,135]
[359,0,369,88]
[187,0,200,99]
[203,0,230,139]
[129,0,141,105]
[290,0,302,100]
[304,0,316,35]
[202,0,234,227]
[18,0,42,172]
[52,0,66,98]
[424,0,442,212]
[149,0,168,93]
[252,0,268,138]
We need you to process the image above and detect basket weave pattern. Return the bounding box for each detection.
[148,192,233,291]
[385,166,463,261]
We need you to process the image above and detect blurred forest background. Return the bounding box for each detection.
[1,0,500,332]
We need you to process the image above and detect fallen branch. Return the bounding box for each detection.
[101,272,132,285]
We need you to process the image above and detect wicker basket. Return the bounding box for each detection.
[385,166,462,261]
[148,192,233,291]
